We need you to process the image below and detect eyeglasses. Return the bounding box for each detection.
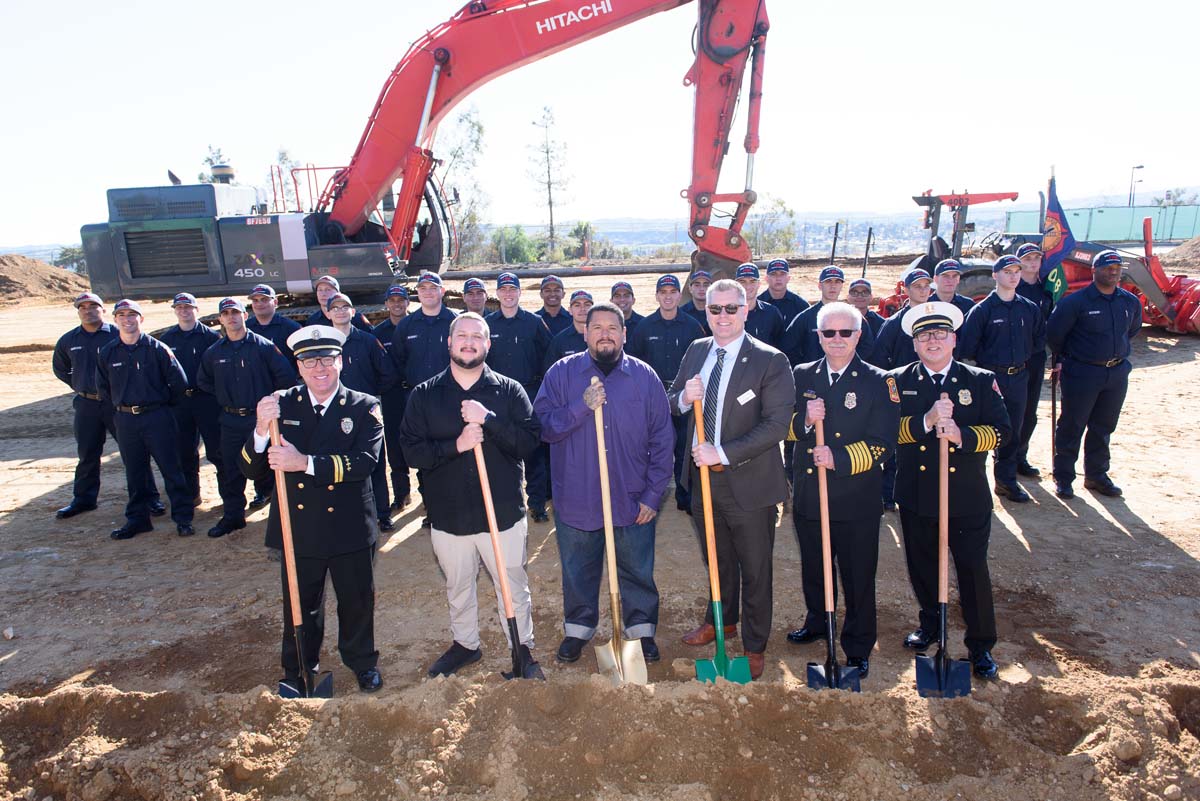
[329,305,353,313]
[299,356,338,368]
[847,289,872,298]
[707,304,745,316]
[819,329,856,339]
[914,329,951,343]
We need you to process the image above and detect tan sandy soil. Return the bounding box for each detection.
[0,273,1197,801]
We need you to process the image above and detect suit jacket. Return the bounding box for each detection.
[241,383,384,558]
[890,360,1011,518]
[668,334,794,510]
[789,355,899,521]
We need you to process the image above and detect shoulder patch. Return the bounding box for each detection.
[886,376,900,404]
[369,403,383,425]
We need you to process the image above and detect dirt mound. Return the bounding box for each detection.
[0,255,90,307]
[1161,236,1200,269]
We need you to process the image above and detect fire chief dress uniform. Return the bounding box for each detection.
[788,355,898,665]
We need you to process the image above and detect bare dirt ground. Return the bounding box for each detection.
[1,267,1198,801]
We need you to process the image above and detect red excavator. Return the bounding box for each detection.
[82,0,769,303]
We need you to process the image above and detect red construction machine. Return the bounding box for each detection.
[83,0,770,303]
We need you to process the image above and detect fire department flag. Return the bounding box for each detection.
[1040,175,1076,302]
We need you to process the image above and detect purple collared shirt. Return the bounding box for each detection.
[534,351,673,531]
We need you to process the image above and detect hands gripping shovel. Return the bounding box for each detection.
[691,399,752,684]
[805,419,861,692]
[915,399,972,699]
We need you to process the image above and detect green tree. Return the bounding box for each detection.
[528,107,569,256]
[439,107,490,266]
[1153,188,1199,207]
[54,245,87,274]
[746,195,797,257]
[197,145,228,183]
[490,226,538,264]
[567,220,594,259]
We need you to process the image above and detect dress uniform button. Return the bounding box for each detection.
[806,448,813,454]
[949,467,956,473]
[297,503,304,510]
[919,445,926,452]
[835,432,841,438]
[806,468,813,474]
[328,485,334,491]
[919,465,926,472]
[328,507,334,513]
[297,483,304,489]
[948,447,956,453]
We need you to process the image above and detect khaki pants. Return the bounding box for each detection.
[431,518,534,650]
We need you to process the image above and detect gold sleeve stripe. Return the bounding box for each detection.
[786,412,801,442]
[970,425,998,452]
[241,445,252,464]
[333,455,344,483]
[897,416,916,445]
[846,441,872,475]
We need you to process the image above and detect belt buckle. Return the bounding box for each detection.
[1106,358,1121,368]
[130,405,144,415]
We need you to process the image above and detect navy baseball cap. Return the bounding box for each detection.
[313,275,340,290]
[848,278,872,291]
[656,274,681,291]
[570,290,594,304]
[497,272,520,290]
[993,254,1022,273]
[417,272,443,286]
[934,259,963,276]
[326,292,354,311]
[611,281,634,296]
[1015,243,1043,258]
[766,259,790,274]
[818,266,845,283]
[73,292,103,308]
[248,283,277,299]
[540,275,564,289]
[217,297,244,314]
[904,268,933,287]
[385,285,409,299]
[735,263,760,280]
[1093,250,1122,269]
[462,278,485,293]
[112,299,144,316]
[172,292,198,308]
[691,270,713,282]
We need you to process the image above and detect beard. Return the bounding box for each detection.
[590,344,622,366]
[451,352,486,369]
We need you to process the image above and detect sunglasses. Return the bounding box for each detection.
[847,289,872,297]
[707,304,745,316]
[914,329,951,342]
[299,356,338,368]
[819,329,855,339]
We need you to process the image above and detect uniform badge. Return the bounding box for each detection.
[958,389,973,406]
[844,392,857,410]
[340,417,354,434]
[886,376,900,404]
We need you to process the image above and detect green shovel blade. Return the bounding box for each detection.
[694,602,752,684]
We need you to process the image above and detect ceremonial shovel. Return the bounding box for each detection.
[472,444,544,680]
[1050,369,1058,460]
[915,408,972,699]
[270,418,334,699]
[591,377,648,687]
[692,400,752,684]
[805,419,861,692]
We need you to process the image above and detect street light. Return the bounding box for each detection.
[1132,179,1143,207]
[1128,164,1144,207]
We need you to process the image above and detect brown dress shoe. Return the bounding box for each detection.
[745,650,765,680]
[681,622,737,647]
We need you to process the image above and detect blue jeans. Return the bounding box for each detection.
[555,513,659,640]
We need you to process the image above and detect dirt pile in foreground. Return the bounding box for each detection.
[1,663,1197,801]
[1162,236,1200,270]
[0,255,89,307]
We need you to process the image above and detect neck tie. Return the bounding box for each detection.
[313,403,324,417]
[932,373,944,390]
[830,371,841,386]
[703,348,726,443]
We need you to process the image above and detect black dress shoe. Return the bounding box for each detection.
[847,656,869,678]
[56,501,96,519]
[994,482,1031,503]
[1054,480,1075,499]
[390,494,410,512]
[428,642,482,677]
[556,636,589,663]
[1084,476,1123,497]
[357,667,383,692]
[530,508,549,523]
[903,628,936,650]
[786,626,825,644]
[176,523,195,537]
[149,500,167,517]
[970,649,999,679]
[207,518,246,538]
[1016,461,1041,478]
[247,493,272,511]
[641,637,660,663]
[378,516,395,532]
[111,521,153,540]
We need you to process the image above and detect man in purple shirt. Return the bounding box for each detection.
[533,302,673,666]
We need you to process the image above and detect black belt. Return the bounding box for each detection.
[76,391,102,401]
[116,403,163,415]
[981,362,1026,375]
[223,406,254,416]
[1076,357,1125,368]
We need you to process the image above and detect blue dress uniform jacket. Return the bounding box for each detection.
[789,356,898,521]
[956,292,1046,369]
[679,301,711,336]
[484,308,553,390]
[781,302,877,366]
[247,313,302,363]
[96,334,189,407]
[536,307,574,337]
[543,326,587,372]
[758,289,809,327]
[625,310,705,386]
[53,323,118,397]
[745,301,785,349]
[197,331,297,415]
[389,306,458,389]
[890,360,1011,518]
[1046,283,1142,365]
[240,384,384,558]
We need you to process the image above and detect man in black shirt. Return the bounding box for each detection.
[400,313,542,677]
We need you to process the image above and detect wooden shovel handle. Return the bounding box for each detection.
[474,443,516,619]
[591,378,623,625]
[938,414,950,605]
[269,418,304,629]
[693,400,722,603]
[815,419,835,613]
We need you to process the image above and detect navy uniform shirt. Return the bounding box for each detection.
[758,288,809,327]
[484,308,553,390]
[389,306,458,389]
[536,307,574,337]
[338,327,398,398]
[372,317,403,355]
[304,307,374,333]
[544,326,587,372]
[679,301,711,336]
[956,292,1046,369]
[1046,283,1142,364]
[936,293,977,317]
[626,310,705,387]
[158,324,222,388]
[624,310,645,336]
[780,301,876,366]
[869,306,920,370]
[745,300,785,348]
[53,323,118,396]
[864,309,886,337]
[247,313,302,363]
[96,334,189,407]
[196,331,297,413]
[1016,279,1053,322]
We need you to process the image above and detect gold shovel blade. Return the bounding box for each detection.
[595,636,649,687]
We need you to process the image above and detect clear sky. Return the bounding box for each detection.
[1,0,1197,246]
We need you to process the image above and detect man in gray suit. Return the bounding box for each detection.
[668,278,795,680]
